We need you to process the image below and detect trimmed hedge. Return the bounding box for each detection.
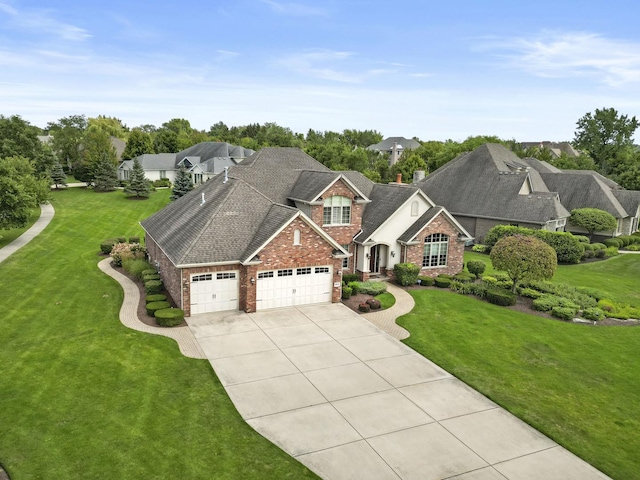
[146,301,170,316]
[394,262,420,286]
[100,238,118,254]
[342,273,359,283]
[145,280,163,295]
[466,260,486,276]
[417,276,434,286]
[581,307,605,321]
[142,268,157,276]
[434,277,452,288]
[128,236,140,244]
[146,294,167,304]
[471,244,488,253]
[341,286,352,299]
[485,289,516,306]
[143,273,161,282]
[155,308,184,327]
[574,235,590,243]
[551,306,578,321]
[358,281,387,296]
[532,294,579,312]
[518,287,543,299]
[453,272,476,283]
[347,281,360,295]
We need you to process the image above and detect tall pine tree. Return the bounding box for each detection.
[124,158,150,198]
[93,154,118,192]
[171,165,194,200]
[50,159,67,189]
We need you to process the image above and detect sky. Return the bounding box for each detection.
[1,0,639,142]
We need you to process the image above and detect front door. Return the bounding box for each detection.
[369,245,380,273]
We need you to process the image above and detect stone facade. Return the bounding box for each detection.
[404,213,465,277]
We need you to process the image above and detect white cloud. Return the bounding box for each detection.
[0,3,90,41]
[481,31,640,86]
[277,50,361,83]
[260,0,326,16]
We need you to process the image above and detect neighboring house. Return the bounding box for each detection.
[520,141,581,158]
[519,158,640,237]
[141,147,471,315]
[418,144,570,242]
[118,141,254,184]
[367,136,422,166]
[418,143,640,242]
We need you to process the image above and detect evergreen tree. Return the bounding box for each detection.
[50,159,67,189]
[171,165,194,200]
[93,154,118,192]
[123,158,150,198]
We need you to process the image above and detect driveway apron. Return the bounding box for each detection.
[188,304,610,480]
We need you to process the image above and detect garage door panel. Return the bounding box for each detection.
[256,266,332,311]
[190,271,238,314]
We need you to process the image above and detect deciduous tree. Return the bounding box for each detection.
[569,208,618,240]
[0,156,50,229]
[47,114,87,169]
[122,129,154,159]
[490,235,557,292]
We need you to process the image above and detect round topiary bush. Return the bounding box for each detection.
[146,301,170,316]
[145,280,163,295]
[155,308,184,327]
[146,294,167,304]
[342,286,352,300]
[466,260,486,276]
[434,277,451,288]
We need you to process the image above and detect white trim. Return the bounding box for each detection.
[312,174,371,204]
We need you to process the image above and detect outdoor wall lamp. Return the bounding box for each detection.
[390,251,396,257]
[250,277,255,285]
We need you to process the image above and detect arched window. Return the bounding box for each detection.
[411,201,419,216]
[423,233,449,267]
[323,196,351,225]
[293,229,301,245]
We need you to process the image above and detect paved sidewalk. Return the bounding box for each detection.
[189,304,610,480]
[98,258,206,359]
[0,204,54,264]
[361,282,413,340]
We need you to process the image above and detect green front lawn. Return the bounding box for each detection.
[0,207,40,249]
[401,253,640,479]
[0,188,316,479]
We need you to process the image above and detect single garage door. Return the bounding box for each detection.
[190,271,238,314]
[256,266,332,310]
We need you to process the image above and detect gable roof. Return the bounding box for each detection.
[175,142,254,164]
[398,206,472,244]
[367,136,421,152]
[419,144,569,225]
[288,171,370,204]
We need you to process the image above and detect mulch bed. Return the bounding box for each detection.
[341,293,380,314]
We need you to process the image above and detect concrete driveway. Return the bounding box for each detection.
[188,304,609,480]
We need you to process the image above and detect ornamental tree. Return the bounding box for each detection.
[123,158,150,198]
[490,235,557,293]
[569,208,617,241]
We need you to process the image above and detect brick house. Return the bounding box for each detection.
[141,148,471,316]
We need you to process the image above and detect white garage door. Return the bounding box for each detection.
[256,266,332,310]
[190,271,238,314]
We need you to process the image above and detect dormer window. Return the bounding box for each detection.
[323,196,351,225]
[293,229,301,245]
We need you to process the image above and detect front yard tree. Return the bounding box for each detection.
[490,235,557,293]
[170,165,193,200]
[124,158,150,198]
[47,114,87,170]
[122,128,154,159]
[569,208,617,240]
[0,156,50,229]
[93,154,118,192]
[77,128,118,186]
[50,159,67,189]
[573,108,638,175]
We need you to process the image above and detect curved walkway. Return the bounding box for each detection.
[361,282,413,340]
[98,258,206,359]
[0,204,54,264]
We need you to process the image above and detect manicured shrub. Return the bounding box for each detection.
[342,273,359,283]
[551,306,578,321]
[576,286,607,301]
[110,242,146,267]
[454,272,476,283]
[581,307,605,321]
[358,281,387,296]
[466,260,486,276]
[417,275,434,286]
[532,294,579,312]
[341,286,352,299]
[591,243,606,250]
[604,246,619,258]
[518,287,543,299]
[128,236,140,244]
[625,244,640,251]
[122,258,154,279]
[485,289,516,306]
[143,273,161,281]
[155,308,184,327]
[603,238,621,248]
[582,243,595,251]
[581,249,594,259]
[145,280,163,294]
[394,262,420,286]
[434,277,451,288]
[484,225,534,250]
[461,282,487,298]
[146,301,170,316]
[366,298,381,309]
[347,281,360,295]
[153,178,172,188]
[100,238,118,254]
[574,235,590,243]
[438,274,454,279]
[116,237,127,243]
[142,268,157,276]
[472,244,488,253]
[146,294,167,304]
[533,230,584,264]
[358,302,370,313]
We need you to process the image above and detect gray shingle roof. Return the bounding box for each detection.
[398,207,443,243]
[519,157,562,174]
[288,171,341,202]
[175,142,254,164]
[127,153,177,170]
[613,190,640,216]
[341,171,375,198]
[357,184,421,242]
[418,144,569,225]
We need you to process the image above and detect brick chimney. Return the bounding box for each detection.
[396,173,402,184]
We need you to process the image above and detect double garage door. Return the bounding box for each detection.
[256,266,332,310]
